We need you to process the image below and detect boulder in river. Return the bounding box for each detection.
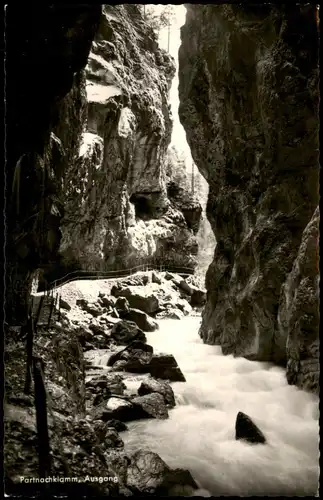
[158,307,184,320]
[92,393,168,422]
[92,419,125,448]
[104,428,124,448]
[127,450,198,496]
[122,358,151,374]
[138,379,175,408]
[86,373,126,396]
[119,308,159,332]
[92,397,135,422]
[235,411,266,444]
[148,354,186,382]
[123,353,186,381]
[115,297,130,312]
[108,341,154,367]
[110,360,128,372]
[106,419,128,432]
[132,393,169,419]
[112,285,160,314]
[110,320,147,345]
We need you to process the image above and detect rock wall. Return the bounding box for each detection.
[178,4,319,393]
[57,5,201,276]
[5,5,102,322]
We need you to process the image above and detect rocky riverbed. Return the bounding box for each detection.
[4,271,208,496]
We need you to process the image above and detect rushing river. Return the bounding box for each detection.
[121,317,319,497]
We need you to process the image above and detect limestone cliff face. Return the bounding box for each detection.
[5,6,102,322]
[58,5,201,274]
[278,207,320,394]
[178,5,319,392]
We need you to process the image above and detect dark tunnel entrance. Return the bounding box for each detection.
[130,193,154,219]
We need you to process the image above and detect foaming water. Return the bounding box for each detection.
[122,317,319,496]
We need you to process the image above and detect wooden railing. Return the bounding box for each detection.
[45,263,195,291]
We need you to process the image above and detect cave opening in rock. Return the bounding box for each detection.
[130,193,154,219]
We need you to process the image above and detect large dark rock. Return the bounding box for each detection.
[235,411,266,444]
[59,297,72,311]
[120,308,159,332]
[92,393,168,422]
[76,299,103,317]
[91,420,124,448]
[106,419,128,432]
[110,320,147,345]
[112,286,160,315]
[122,359,151,374]
[138,379,175,408]
[107,341,153,367]
[127,450,198,496]
[122,353,186,382]
[148,354,186,382]
[92,398,138,423]
[178,4,319,391]
[115,297,130,313]
[86,373,126,395]
[190,287,207,307]
[132,393,169,419]
[98,295,116,309]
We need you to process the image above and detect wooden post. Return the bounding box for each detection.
[58,293,61,322]
[34,295,44,333]
[47,294,56,329]
[33,357,51,478]
[24,307,34,395]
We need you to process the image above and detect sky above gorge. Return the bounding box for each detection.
[155,5,193,165]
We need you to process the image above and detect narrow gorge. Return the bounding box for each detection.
[4,4,319,498]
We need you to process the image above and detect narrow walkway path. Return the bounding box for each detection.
[43,263,195,291]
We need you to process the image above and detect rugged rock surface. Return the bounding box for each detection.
[235,411,266,445]
[5,5,102,322]
[108,341,154,368]
[120,308,159,332]
[55,4,201,276]
[92,393,168,422]
[126,450,198,496]
[110,320,147,345]
[179,4,319,392]
[278,207,320,394]
[138,379,176,408]
[148,354,187,382]
[4,304,193,495]
[112,285,160,314]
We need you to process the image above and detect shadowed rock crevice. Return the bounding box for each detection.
[5,5,102,322]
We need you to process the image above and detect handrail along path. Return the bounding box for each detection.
[43,263,195,292]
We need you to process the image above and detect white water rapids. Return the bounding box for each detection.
[121,317,319,497]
